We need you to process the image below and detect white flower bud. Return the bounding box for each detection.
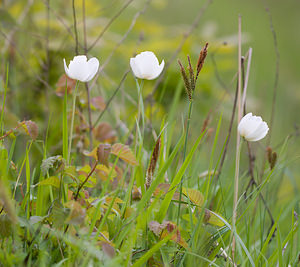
[130,51,164,80]
[64,55,99,82]
[238,113,269,142]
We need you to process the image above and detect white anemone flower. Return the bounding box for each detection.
[64,55,99,82]
[238,113,269,142]
[130,51,164,80]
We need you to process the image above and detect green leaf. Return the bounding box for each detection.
[156,131,205,223]
[183,188,204,207]
[48,200,70,228]
[38,176,60,188]
[204,209,225,227]
[0,214,13,239]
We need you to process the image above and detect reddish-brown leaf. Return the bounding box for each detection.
[93,122,117,143]
[111,143,138,166]
[91,96,106,111]
[55,74,76,97]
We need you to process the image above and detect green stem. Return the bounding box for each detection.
[231,138,242,258]
[177,99,193,226]
[68,81,79,164]
[135,78,144,144]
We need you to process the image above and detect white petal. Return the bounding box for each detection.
[148,59,165,80]
[73,55,88,63]
[238,113,252,137]
[83,57,99,82]
[238,112,269,142]
[130,51,164,80]
[137,51,159,80]
[130,58,143,79]
[68,56,90,82]
[243,115,263,140]
[247,122,269,142]
[63,58,72,78]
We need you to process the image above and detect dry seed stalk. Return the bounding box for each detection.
[178,43,209,102]
[146,136,161,189]
[187,55,195,92]
[196,42,208,81]
[178,60,192,101]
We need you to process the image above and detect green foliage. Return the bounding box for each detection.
[0,0,299,266]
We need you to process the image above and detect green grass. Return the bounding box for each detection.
[0,0,299,266]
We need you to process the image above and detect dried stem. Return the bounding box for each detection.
[72,0,79,54]
[241,50,276,243]
[259,5,280,181]
[231,15,242,261]
[215,79,239,181]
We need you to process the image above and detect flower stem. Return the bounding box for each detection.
[85,83,93,164]
[135,78,144,150]
[68,81,79,164]
[177,98,193,226]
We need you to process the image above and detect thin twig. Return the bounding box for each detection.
[41,0,84,50]
[146,0,213,100]
[92,70,130,129]
[0,30,52,91]
[72,0,79,54]
[88,0,135,51]
[210,49,231,96]
[92,0,152,80]
[241,48,252,113]
[240,51,276,242]
[259,4,280,181]
[231,15,242,261]
[74,161,98,201]
[215,80,238,181]
[2,0,34,53]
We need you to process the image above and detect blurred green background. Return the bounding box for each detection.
[0,0,299,224]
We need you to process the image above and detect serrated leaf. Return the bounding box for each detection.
[48,200,70,228]
[111,143,138,166]
[183,188,204,207]
[38,176,60,188]
[83,144,111,166]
